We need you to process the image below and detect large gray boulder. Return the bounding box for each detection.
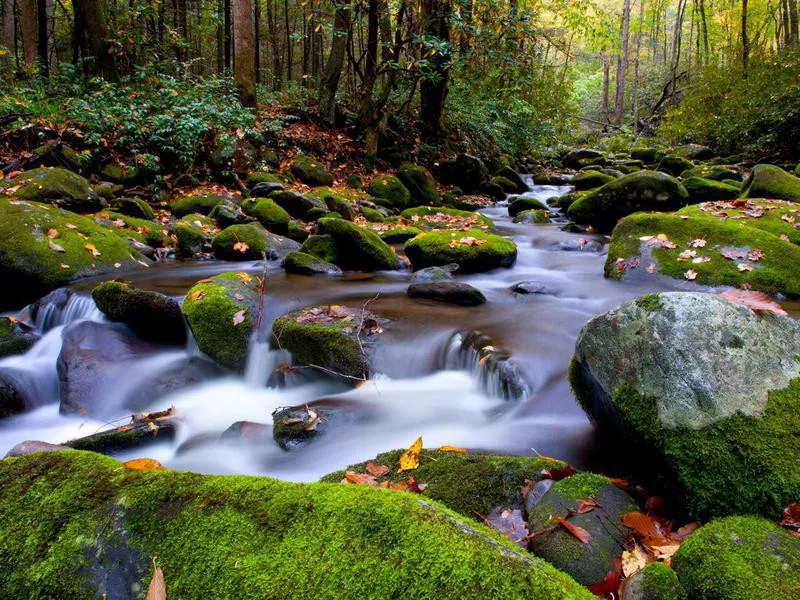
[569,291,800,519]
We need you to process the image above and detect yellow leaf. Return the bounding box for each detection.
[621,541,650,577]
[237,272,253,283]
[60,263,71,269]
[398,436,423,472]
[85,243,101,257]
[190,290,205,301]
[123,458,167,471]
[146,557,167,600]
[233,241,249,253]
[6,316,17,324]
[439,445,467,453]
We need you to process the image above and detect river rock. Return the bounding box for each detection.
[438,154,489,192]
[0,369,31,418]
[290,154,333,186]
[250,181,284,197]
[741,163,800,202]
[405,230,517,273]
[9,167,105,213]
[562,148,605,170]
[220,421,273,444]
[407,282,486,306]
[272,399,375,450]
[182,272,260,371]
[0,317,39,358]
[672,516,800,600]
[512,281,555,295]
[508,196,548,216]
[494,166,528,194]
[4,440,73,458]
[112,197,154,220]
[398,162,440,206]
[368,174,412,209]
[0,199,151,311]
[316,217,398,271]
[170,191,226,216]
[400,206,494,229]
[572,170,615,191]
[526,473,638,587]
[567,170,689,231]
[621,563,681,600]
[283,251,343,276]
[682,176,740,202]
[569,291,800,518]
[269,190,327,218]
[240,198,291,233]
[123,356,225,411]
[65,413,177,454]
[681,164,742,182]
[212,223,300,261]
[173,213,217,256]
[92,281,186,345]
[209,200,252,227]
[410,264,459,282]
[0,450,593,599]
[656,154,694,176]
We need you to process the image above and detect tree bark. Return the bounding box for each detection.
[614,0,631,127]
[21,0,37,67]
[37,0,48,76]
[790,0,799,46]
[2,0,14,65]
[601,53,610,125]
[699,0,709,64]
[419,0,450,137]
[224,0,232,69]
[318,0,350,125]
[234,0,257,107]
[73,0,118,80]
[742,0,749,75]
[632,0,645,134]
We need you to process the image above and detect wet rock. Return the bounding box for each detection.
[8,167,105,213]
[112,197,154,220]
[556,239,605,253]
[407,282,486,306]
[173,213,217,256]
[479,181,506,200]
[410,264,459,282]
[209,201,252,227]
[526,473,638,587]
[4,440,72,458]
[621,563,681,600]
[240,198,291,233]
[170,191,226,216]
[512,281,555,295]
[269,190,326,218]
[183,272,260,371]
[561,148,605,170]
[630,146,664,164]
[438,154,489,192]
[0,369,30,418]
[220,421,272,444]
[272,399,375,450]
[0,317,39,358]
[380,226,423,243]
[514,209,552,224]
[250,181,284,197]
[212,223,300,261]
[92,281,186,345]
[741,163,800,202]
[681,164,742,182]
[123,356,224,411]
[290,154,333,186]
[282,251,342,276]
[316,217,398,271]
[532,169,570,185]
[398,162,440,206]
[64,412,177,453]
[494,166,528,193]
[679,143,716,161]
[569,291,800,519]
[405,229,517,273]
[452,330,530,400]
[368,174,412,210]
[508,196,547,217]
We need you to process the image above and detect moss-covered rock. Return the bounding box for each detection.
[679,199,800,243]
[0,451,593,600]
[605,211,800,295]
[272,305,380,380]
[568,171,689,231]
[282,251,343,276]
[0,199,151,310]
[380,226,423,243]
[212,223,300,261]
[208,201,251,228]
[360,207,386,222]
[656,155,695,176]
[170,192,228,217]
[112,197,154,220]
[241,198,291,233]
[622,563,683,600]
[290,154,334,186]
[397,162,440,206]
[98,211,171,248]
[741,164,800,202]
[526,473,638,586]
[316,217,398,271]
[630,147,664,164]
[299,234,340,263]
[553,191,586,211]
[286,219,309,242]
[494,166,527,193]
[268,190,326,219]
[514,209,553,224]
[322,449,563,518]
[569,292,800,519]
[100,162,140,184]
[10,167,103,213]
[246,171,284,187]
[182,272,259,370]
[368,174,412,210]
[312,189,356,221]
[173,213,217,257]
[682,177,740,203]
[681,164,742,182]
[92,281,186,345]
[400,205,493,229]
[0,317,39,358]
[572,170,616,191]
[672,516,800,600]
[490,175,519,194]
[508,196,548,217]
[562,148,606,170]
[405,229,517,273]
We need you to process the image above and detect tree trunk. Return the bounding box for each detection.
[265,0,282,89]
[224,0,232,69]
[614,0,631,128]
[73,0,118,80]
[699,0,709,64]
[318,0,350,125]
[20,0,37,68]
[790,0,799,46]
[217,0,225,71]
[254,0,261,84]
[419,0,450,138]
[742,0,749,75]
[2,0,14,63]
[234,0,257,107]
[632,0,645,134]
[37,0,48,76]
[284,0,292,81]
[601,53,610,125]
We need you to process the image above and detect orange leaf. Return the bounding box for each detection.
[365,461,390,477]
[588,561,622,597]
[557,516,591,543]
[123,458,167,471]
[85,242,101,257]
[719,289,787,316]
[233,241,249,253]
[342,471,378,486]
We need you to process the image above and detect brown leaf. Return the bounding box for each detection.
[621,541,650,577]
[47,228,59,239]
[365,461,390,477]
[719,289,787,316]
[588,563,622,597]
[398,436,423,472]
[145,557,166,600]
[190,290,205,301]
[342,471,378,486]
[232,309,246,326]
[575,497,602,514]
[558,516,591,543]
[48,239,65,252]
[123,458,167,471]
[779,503,800,533]
[327,304,352,319]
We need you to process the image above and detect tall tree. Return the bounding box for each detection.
[233,0,257,107]
[20,0,37,68]
[73,0,118,80]
[2,0,15,60]
[742,0,749,75]
[419,0,451,137]
[632,0,646,133]
[318,0,350,125]
[614,0,632,127]
[37,0,48,76]
[790,0,799,46]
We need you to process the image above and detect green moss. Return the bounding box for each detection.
[246,171,284,186]
[99,211,171,248]
[630,563,683,600]
[241,198,290,233]
[92,281,185,344]
[0,199,151,310]
[400,206,494,229]
[397,162,440,206]
[100,162,139,184]
[490,175,518,194]
[635,293,664,313]
[310,189,357,221]
[0,317,38,357]
[286,219,309,242]
[681,164,742,182]
[404,229,517,273]
[170,193,225,217]
[673,516,800,599]
[656,155,695,176]
[290,154,334,186]
[508,197,548,217]
[173,213,217,257]
[605,212,800,296]
[112,197,155,220]
[282,251,341,276]
[380,226,423,243]
[741,164,800,202]
[360,207,386,222]
[683,177,740,202]
[212,223,272,261]
[299,234,340,263]
[11,167,101,213]
[368,175,411,209]
[513,209,552,224]
[677,199,800,244]
[572,170,615,191]
[316,218,398,271]
[182,272,259,370]
[0,451,592,599]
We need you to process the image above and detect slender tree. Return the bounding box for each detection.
[73,0,118,80]
[20,0,37,68]
[234,0,257,107]
[318,0,350,125]
[742,0,749,75]
[614,0,632,127]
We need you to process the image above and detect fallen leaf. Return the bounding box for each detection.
[65,223,77,229]
[145,557,166,600]
[737,262,754,272]
[622,541,650,577]
[123,458,167,471]
[779,503,800,534]
[684,269,698,280]
[190,290,205,301]
[677,249,696,262]
[328,305,352,319]
[233,241,249,253]
[304,408,321,431]
[398,436,423,472]
[575,497,602,514]
[689,238,707,248]
[85,242,101,257]
[47,228,59,238]
[439,445,467,453]
[646,262,657,274]
[692,256,711,264]
[233,292,244,301]
[232,309,246,326]
[48,239,65,252]
[481,507,529,546]
[365,461,390,477]
[588,564,622,597]
[558,516,591,543]
[719,289,787,316]
[342,471,378,486]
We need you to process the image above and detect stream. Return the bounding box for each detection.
[0,178,686,480]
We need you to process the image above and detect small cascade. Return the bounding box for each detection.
[244,338,292,388]
[443,331,531,401]
[24,289,103,332]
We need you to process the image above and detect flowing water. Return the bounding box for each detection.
[0,179,688,480]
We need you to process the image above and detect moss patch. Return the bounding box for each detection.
[96,211,171,248]
[173,213,217,257]
[401,205,493,229]
[398,162,440,206]
[11,167,102,213]
[290,154,334,186]
[170,193,226,217]
[241,198,290,233]
[316,217,398,271]
[404,229,517,273]
[741,164,800,202]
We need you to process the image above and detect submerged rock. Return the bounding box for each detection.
[569,291,800,518]
[407,281,486,306]
[272,399,375,450]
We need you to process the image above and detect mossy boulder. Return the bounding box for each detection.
[562,148,605,170]
[286,219,309,242]
[622,563,682,600]
[92,281,186,345]
[514,209,552,224]
[111,197,154,220]
[494,166,527,193]
[360,207,386,222]
[605,211,800,296]
[268,190,326,218]
[568,170,689,231]
[682,177,740,203]
[572,170,616,191]
[681,164,742,182]
[212,223,300,261]
[290,154,334,186]
[490,175,519,194]
[672,516,800,600]
[679,198,800,243]
[508,196,548,217]
[313,189,356,221]
[173,213,217,257]
[401,205,493,229]
[630,147,664,164]
[526,473,638,587]
[241,198,291,233]
[0,199,151,310]
[182,272,259,370]
[380,226,423,243]
[282,251,342,276]
[437,153,489,191]
[368,174,412,209]
[0,451,593,599]
[246,171,284,187]
[407,281,486,306]
[170,192,226,217]
[208,201,251,228]
[10,167,103,213]
[0,317,39,358]
[272,305,380,380]
[656,155,695,176]
[322,449,564,518]
[741,164,800,202]
[569,291,800,519]
[99,211,171,248]
[299,234,340,263]
[100,162,140,184]
[316,217,398,271]
[397,162,440,206]
[553,191,586,211]
[405,229,517,273]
